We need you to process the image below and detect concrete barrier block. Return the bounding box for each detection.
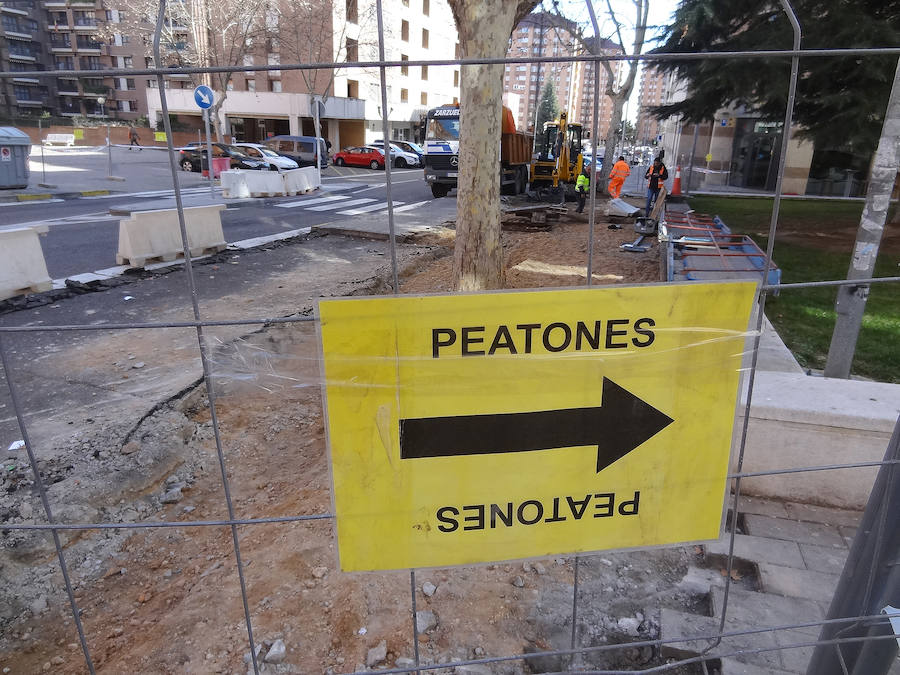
[221,170,251,199]
[283,167,320,196]
[243,170,286,198]
[0,226,52,300]
[733,372,900,509]
[116,205,226,268]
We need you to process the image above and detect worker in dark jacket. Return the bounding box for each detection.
[575,166,590,213]
[644,157,669,216]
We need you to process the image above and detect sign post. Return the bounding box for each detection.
[193,85,215,196]
[319,282,757,571]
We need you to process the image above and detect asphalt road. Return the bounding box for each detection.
[2,165,447,279]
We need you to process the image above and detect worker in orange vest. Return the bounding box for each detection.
[607,155,630,199]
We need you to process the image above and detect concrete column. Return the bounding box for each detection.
[327,122,340,155]
[289,115,301,136]
[782,132,814,195]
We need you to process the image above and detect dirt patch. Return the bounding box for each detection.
[0,212,723,675]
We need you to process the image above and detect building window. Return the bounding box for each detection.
[123,56,133,68]
[345,0,358,23]
[145,57,155,68]
[345,38,358,61]
[421,65,428,80]
[126,78,136,90]
[420,91,427,105]
[400,88,408,102]
[423,0,429,15]
[453,96,458,104]
[347,79,359,98]
[270,80,282,92]
[421,28,429,48]
[400,54,408,76]
[247,79,256,92]
[453,70,459,87]
[401,20,409,41]
[2,15,18,31]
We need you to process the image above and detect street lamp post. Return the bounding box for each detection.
[98,96,112,178]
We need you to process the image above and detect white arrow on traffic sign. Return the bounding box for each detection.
[193,85,214,109]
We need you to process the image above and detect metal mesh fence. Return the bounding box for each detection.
[0,0,898,673]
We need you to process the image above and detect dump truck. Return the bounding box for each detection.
[530,112,586,196]
[423,104,533,198]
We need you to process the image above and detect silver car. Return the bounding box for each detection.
[232,143,300,171]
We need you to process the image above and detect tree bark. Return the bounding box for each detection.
[449,0,538,291]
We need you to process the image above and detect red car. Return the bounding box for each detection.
[333,146,385,170]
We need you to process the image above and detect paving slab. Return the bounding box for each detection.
[659,607,785,672]
[711,587,825,639]
[783,503,863,528]
[705,534,805,569]
[798,542,849,575]
[757,563,840,603]
[743,514,846,548]
[772,632,815,674]
[736,495,789,519]
[838,525,858,547]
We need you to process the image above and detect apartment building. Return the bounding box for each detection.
[635,64,665,145]
[143,0,460,149]
[1,0,49,118]
[503,13,622,142]
[570,36,622,145]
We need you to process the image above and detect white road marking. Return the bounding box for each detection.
[275,195,350,209]
[337,201,405,215]
[391,200,429,213]
[306,198,376,211]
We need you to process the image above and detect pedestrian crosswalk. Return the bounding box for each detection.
[274,195,430,216]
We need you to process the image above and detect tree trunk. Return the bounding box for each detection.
[449,0,537,291]
[602,100,624,196]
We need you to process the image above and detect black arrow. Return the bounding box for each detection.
[399,377,673,473]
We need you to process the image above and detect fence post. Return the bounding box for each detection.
[806,416,900,674]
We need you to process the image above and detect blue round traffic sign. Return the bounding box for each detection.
[193,85,214,109]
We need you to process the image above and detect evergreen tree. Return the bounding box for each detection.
[534,81,560,137]
[651,0,900,155]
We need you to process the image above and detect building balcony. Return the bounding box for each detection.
[16,97,47,106]
[73,22,98,30]
[13,77,41,84]
[42,1,68,7]
[4,30,34,40]
[74,45,101,53]
[8,54,36,62]
[1,5,30,14]
[47,23,73,31]
[50,45,72,52]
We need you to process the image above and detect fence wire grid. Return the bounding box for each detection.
[0,0,898,673]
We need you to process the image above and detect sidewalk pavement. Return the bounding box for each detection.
[661,495,862,674]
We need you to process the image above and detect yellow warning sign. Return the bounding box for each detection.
[154,131,167,142]
[319,282,756,571]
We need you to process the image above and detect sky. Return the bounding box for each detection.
[549,0,681,121]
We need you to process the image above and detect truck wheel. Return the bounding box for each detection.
[515,167,527,195]
[431,184,450,198]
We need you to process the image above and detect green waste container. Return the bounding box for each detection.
[0,127,31,189]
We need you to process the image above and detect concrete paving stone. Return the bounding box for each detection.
[711,587,825,639]
[743,514,846,548]
[798,543,849,575]
[838,525,858,548]
[758,563,839,604]
[737,495,789,519]
[719,657,793,675]
[771,631,815,674]
[783,503,863,528]
[705,534,805,569]
[659,607,785,672]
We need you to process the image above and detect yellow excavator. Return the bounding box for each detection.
[529,112,585,196]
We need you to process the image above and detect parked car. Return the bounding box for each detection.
[177,143,268,172]
[232,143,299,171]
[333,146,387,170]
[372,139,424,165]
[264,135,329,168]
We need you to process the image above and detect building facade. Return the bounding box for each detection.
[635,64,664,146]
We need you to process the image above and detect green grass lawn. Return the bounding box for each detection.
[687,196,900,383]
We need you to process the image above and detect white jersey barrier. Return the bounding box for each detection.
[282,167,320,196]
[221,167,320,199]
[116,204,226,268]
[0,225,52,300]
